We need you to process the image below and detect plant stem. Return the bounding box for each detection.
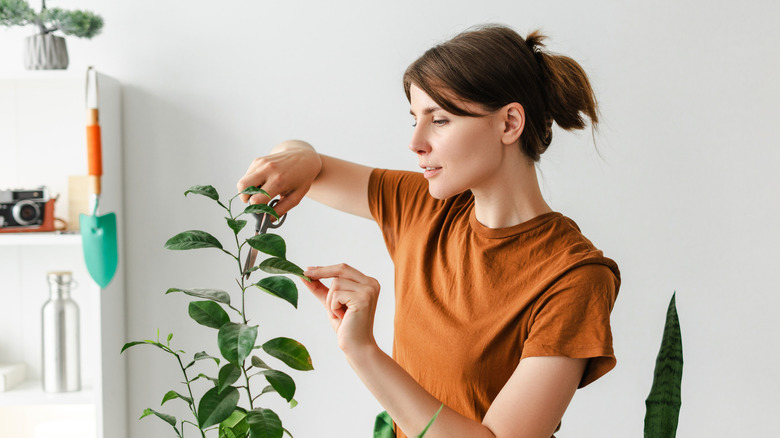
[175,353,206,438]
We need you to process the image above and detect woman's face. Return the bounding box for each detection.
[408,84,506,200]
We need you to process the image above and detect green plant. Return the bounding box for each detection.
[122,185,313,438]
[0,0,102,37]
[644,292,683,437]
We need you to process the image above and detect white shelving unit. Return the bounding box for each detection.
[0,73,127,438]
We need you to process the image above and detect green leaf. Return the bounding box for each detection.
[374,411,395,438]
[246,408,283,438]
[140,407,177,427]
[184,185,219,201]
[218,322,258,365]
[243,203,280,220]
[189,301,230,329]
[644,293,683,438]
[185,351,221,369]
[198,386,240,429]
[259,385,276,396]
[220,409,249,438]
[416,404,444,437]
[227,217,247,234]
[258,257,308,280]
[218,363,242,393]
[240,186,271,198]
[166,333,173,345]
[251,355,271,370]
[289,399,298,409]
[120,339,175,356]
[165,230,223,250]
[246,233,287,259]
[262,337,314,371]
[259,370,296,402]
[187,373,218,385]
[167,288,231,305]
[161,390,193,406]
[254,276,298,308]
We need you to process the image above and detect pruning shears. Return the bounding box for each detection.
[242,198,286,280]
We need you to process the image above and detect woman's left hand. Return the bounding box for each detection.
[302,264,380,353]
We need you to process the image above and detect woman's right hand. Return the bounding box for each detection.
[237,140,323,217]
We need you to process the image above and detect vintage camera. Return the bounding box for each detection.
[0,187,50,229]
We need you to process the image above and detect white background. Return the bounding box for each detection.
[1,0,779,436]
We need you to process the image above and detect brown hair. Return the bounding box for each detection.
[403,24,598,161]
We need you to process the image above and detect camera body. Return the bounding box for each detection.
[0,187,50,229]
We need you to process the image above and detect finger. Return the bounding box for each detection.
[304,263,365,283]
[271,190,305,217]
[328,289,349,320]
[300,277,328,307]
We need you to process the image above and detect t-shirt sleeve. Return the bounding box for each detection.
[521,263,620,387]
[367,168,435,256]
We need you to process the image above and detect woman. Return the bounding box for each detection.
[238,24,620,438]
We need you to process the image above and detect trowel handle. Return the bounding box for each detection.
[87,108,102,196]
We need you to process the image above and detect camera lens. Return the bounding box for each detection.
[12,200,41,225]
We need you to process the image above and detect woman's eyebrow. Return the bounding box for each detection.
[409,105,443,117]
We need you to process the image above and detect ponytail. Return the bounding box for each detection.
[403,25,599,161]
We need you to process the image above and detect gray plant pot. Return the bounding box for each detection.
[24,34,69,70]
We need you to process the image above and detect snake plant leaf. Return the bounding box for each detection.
[258,257,308,280]
[140,407,177,427]
[218,363,242,393]
[218,322,258,365]
[243,203,280,220]
[262,337,314,371]
[644,293,683,438]
[198,386,240,429]
[247,233,287,259]
[189,300,230,329]
[185,185,219,201]
[254,276,298,308]
[259,370,296,402]
[240,186,271,198]
[161,390,192,406]
[246,408,283,438]
[165,230,223,250]
[226,217,247,234]
[166,288,231,305]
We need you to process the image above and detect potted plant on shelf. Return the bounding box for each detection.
[0,0,103,69]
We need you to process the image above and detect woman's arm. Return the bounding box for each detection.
[237,139,374,219]
[303,263,588,438]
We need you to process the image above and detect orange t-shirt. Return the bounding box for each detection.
[367,169,620,437]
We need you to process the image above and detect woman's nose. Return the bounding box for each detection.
[408,127,430,155]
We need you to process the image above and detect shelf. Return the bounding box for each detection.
[0,232,81,246]
[0,380,95,406]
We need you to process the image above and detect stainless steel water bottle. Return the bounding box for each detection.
[41,271,81,392]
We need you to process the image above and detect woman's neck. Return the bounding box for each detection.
[471,155,552,229]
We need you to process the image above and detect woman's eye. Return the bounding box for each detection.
[433,119,448,126]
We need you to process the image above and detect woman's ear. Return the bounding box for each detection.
[501,103,525,145]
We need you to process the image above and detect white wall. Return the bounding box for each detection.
[2,0,779,436]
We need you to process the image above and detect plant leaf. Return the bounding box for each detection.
[189,301,230,329]
[644,292,683,438]
[262,337,314,371]
[416,404,444,437]
[240,186,271,198]
[121,339,175,357]
[374,411,395,438]
[198,386,240,429]
[187,373,218,385]
[251,355,271,370]
[258,257,307,280]
[246,408,283,438]
[167,288,231,305]
[218,363,242,393]
[246,233,286,259]
[184,185,219,201]
[165,230,223,250]
[226,217,247,234]
[220,409,249,438]
[218,322,258,365]
[242,203,280,220]
[254,276,298,308]
[140,407,177,427]
[189,351,221,368]
[161,390,193,406]
[259,370,295,402]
